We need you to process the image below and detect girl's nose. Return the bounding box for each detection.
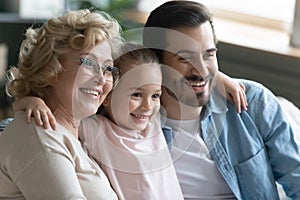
[141,98,151,111]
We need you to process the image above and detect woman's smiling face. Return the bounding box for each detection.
[53,40,114,120]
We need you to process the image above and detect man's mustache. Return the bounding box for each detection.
[184,74,213,82]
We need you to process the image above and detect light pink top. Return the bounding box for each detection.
[80,114,183,200]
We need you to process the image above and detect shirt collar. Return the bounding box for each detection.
[202,89,229,119]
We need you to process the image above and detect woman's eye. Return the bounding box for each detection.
[106,66,113,72]
[103,64,114,72]
[83,58,95,66]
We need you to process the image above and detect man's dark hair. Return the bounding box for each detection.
[143,0,217,62]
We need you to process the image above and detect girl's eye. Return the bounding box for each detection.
[152,93,161,99]
[131,92,142,98]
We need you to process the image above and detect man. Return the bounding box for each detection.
[143,1,300,199]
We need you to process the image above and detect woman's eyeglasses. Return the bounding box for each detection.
[79,57,120,81]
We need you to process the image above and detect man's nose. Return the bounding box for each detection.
[191,57,209,77]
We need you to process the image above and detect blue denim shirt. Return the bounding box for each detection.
[163,80,300,200]
[0,118,13,132]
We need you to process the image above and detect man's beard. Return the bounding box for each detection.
[163,74,216,107]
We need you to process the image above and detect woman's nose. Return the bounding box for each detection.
[95,73,107,85]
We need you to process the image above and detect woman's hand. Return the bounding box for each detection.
[216,72,248,113]
[13,96,57,130]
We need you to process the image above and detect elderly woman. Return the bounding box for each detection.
[0,9,122,199]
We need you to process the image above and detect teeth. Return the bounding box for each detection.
[81,88,99,96]
[189,81,206,87]
[132,114,149,120]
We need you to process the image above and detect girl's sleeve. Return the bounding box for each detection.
[79,115,99,154]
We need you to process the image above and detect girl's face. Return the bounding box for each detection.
[106,60,162,131]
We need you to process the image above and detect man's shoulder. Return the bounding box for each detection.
[235,79,265,91]
[232,79,283,115]
[234,79,274,99]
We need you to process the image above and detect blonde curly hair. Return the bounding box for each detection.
[8,9,123,99]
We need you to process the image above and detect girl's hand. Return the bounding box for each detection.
[13,96,57,130]
[216,72,248,113]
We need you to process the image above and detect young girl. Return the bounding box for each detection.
[11,43,247,199]
[80,43,184,199]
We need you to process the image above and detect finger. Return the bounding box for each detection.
[235,94,241,113]
[40,112,50,129]
[227,93,241,113]
[239,83,248,109]
[227,93,234,103]
[239,82,246,92]
[240,90,248,111]
[26,109,33,123]
[238,83,248,110]
[230,91,241,113]
[48,114,57,131]
[32,110,43,126]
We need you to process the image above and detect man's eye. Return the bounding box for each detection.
[179,56,191,62]
[178,55,193,63]
[205,49,217,59]
[207,52,216,57]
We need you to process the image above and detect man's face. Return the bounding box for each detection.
[161,22,218,107]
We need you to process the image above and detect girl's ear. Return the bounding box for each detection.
[103,94,111,107]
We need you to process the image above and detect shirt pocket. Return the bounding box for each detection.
[234,147,280,200]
